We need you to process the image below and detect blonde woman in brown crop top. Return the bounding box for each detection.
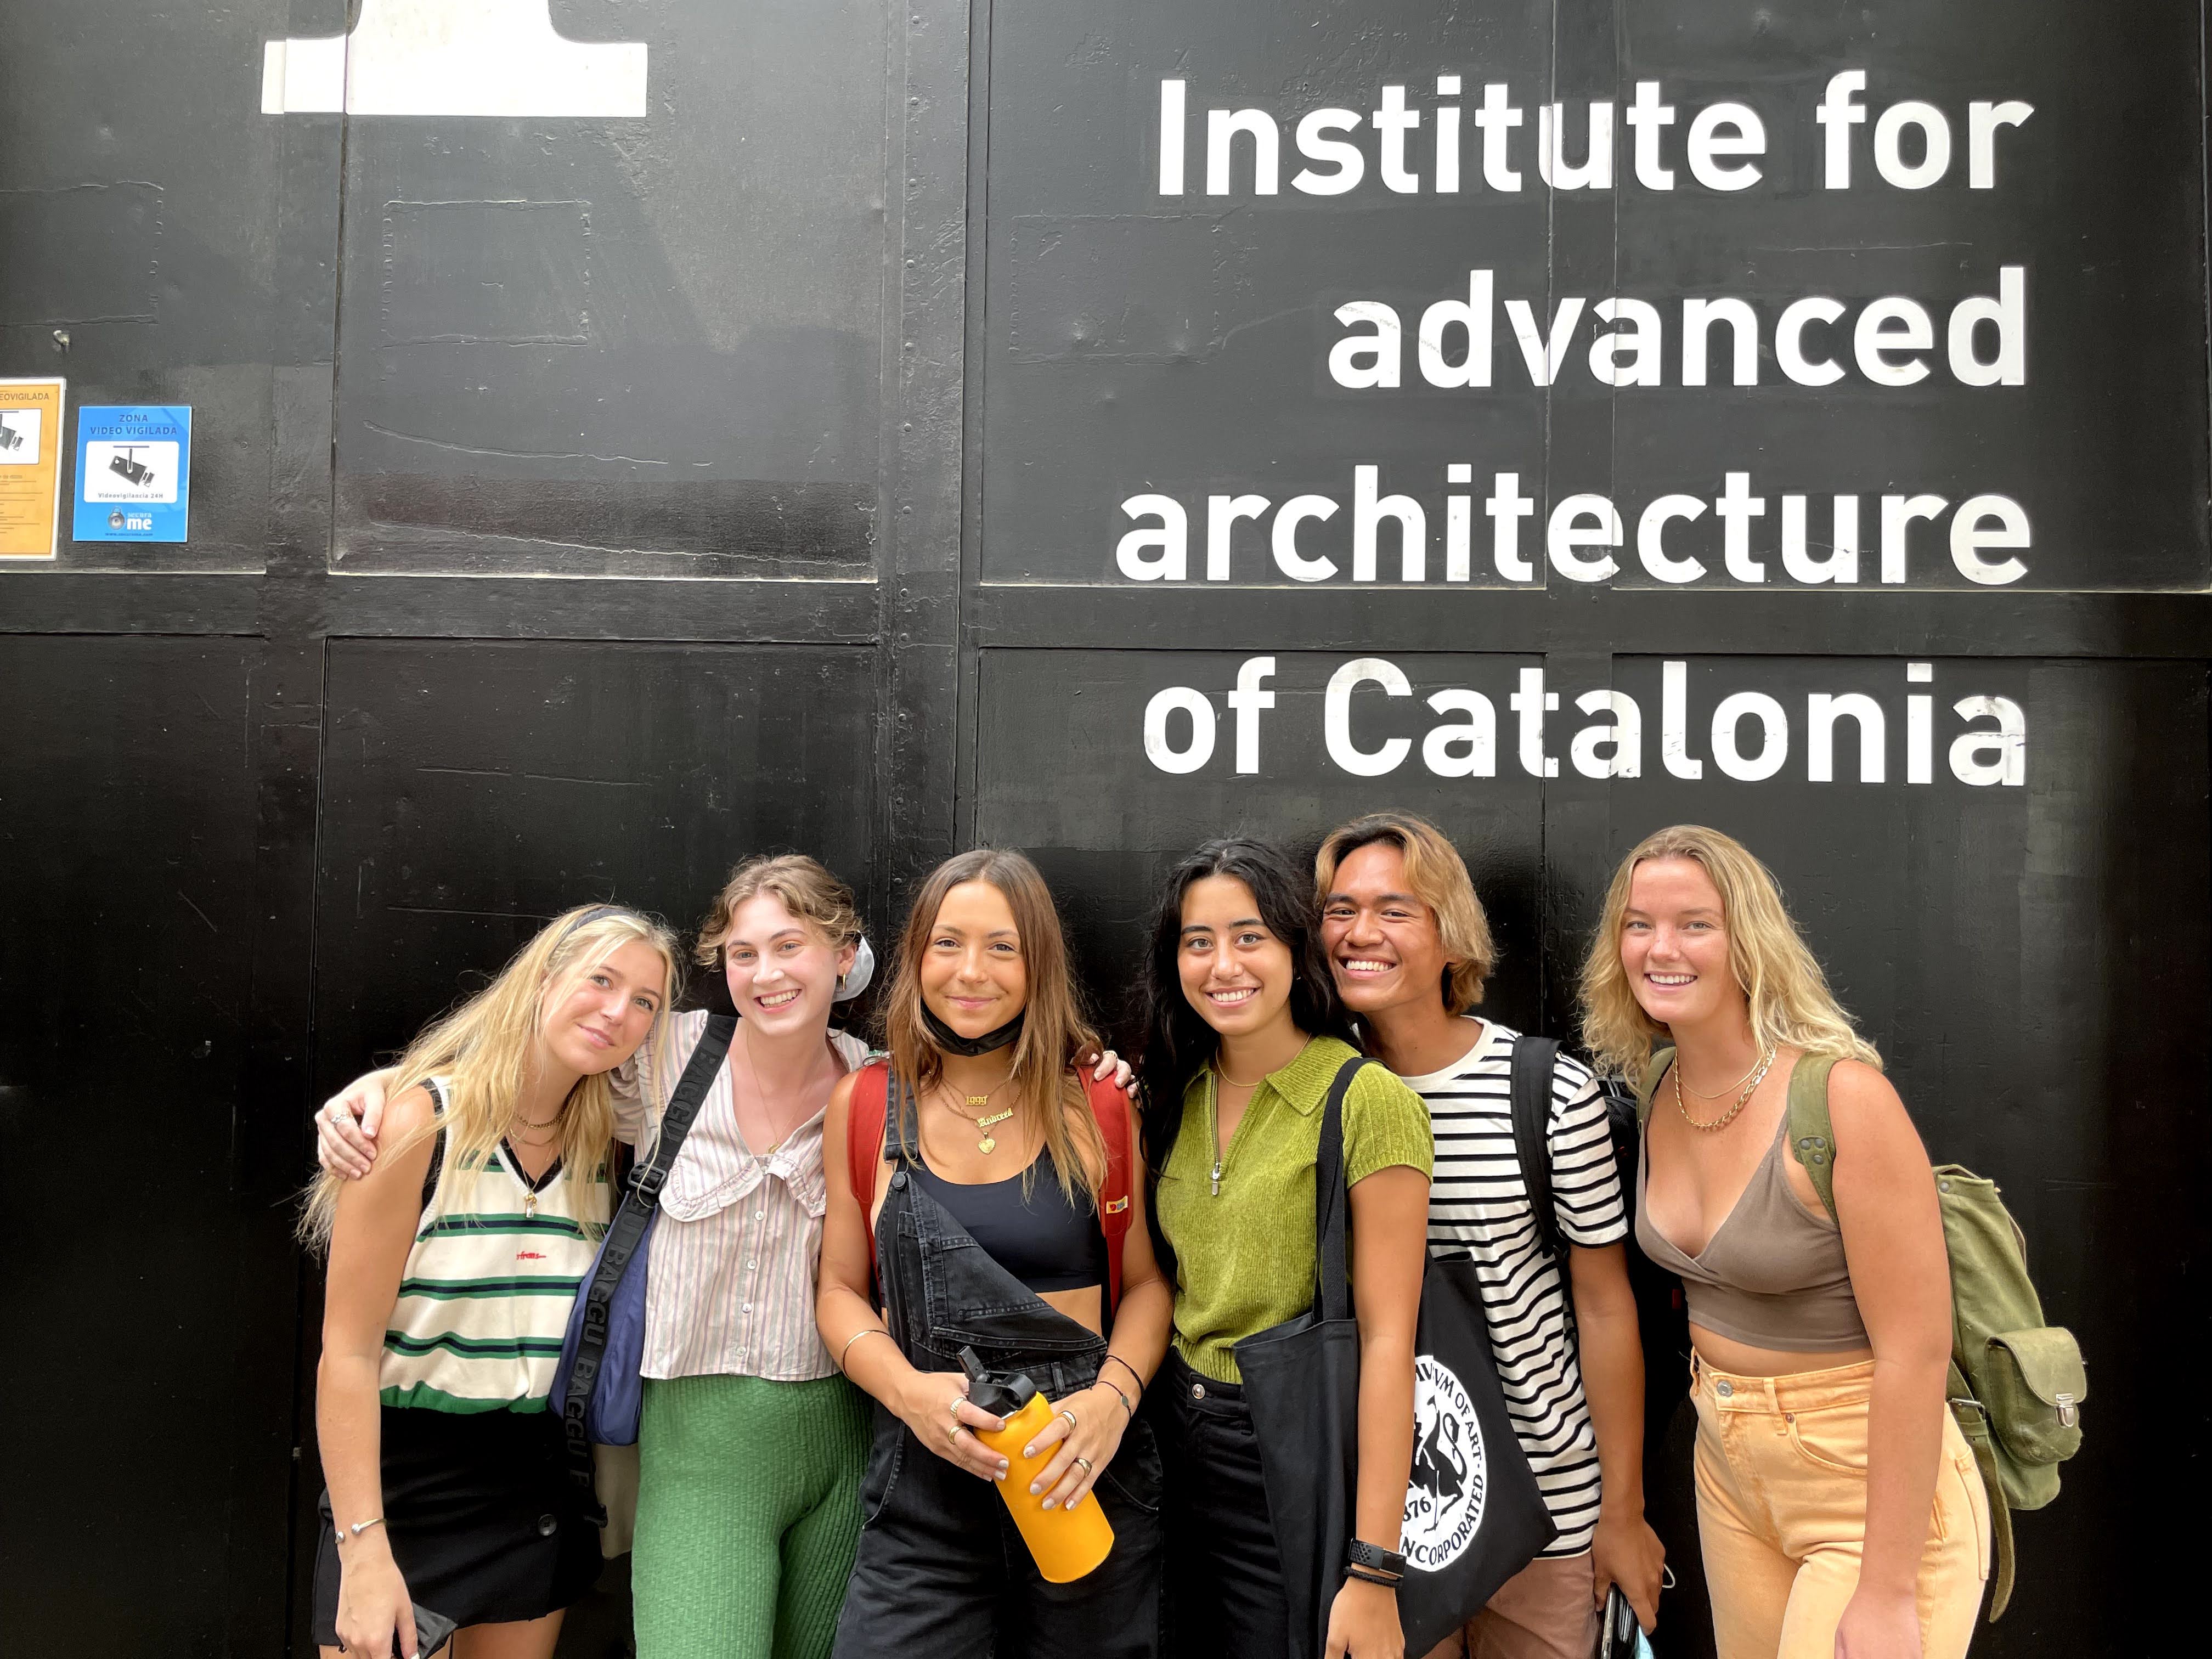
[1579,827,1989,1659]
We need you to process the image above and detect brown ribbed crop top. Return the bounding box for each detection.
[1634,1057,1870,1352]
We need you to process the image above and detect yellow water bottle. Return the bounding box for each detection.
[959,1347,1115,1583]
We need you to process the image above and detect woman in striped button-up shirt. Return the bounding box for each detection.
[616,855,878,1659]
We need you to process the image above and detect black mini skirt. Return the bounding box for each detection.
[313,1405,602,1644]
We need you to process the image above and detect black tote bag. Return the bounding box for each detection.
[1235,1057,1555,1659]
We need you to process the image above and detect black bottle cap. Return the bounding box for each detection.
[957,1345,1037,1419]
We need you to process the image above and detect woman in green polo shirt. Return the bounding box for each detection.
[1136,837,1433,1659]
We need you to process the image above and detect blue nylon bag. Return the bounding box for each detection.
[551,1015,736,1505]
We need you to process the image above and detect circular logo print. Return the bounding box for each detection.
[1402,1353,1488,1571]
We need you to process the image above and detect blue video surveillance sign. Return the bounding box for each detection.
[74,405,190,542]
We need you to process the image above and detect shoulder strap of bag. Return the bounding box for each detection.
[1084,1073,1135,1314]
[633,1013,740,1204]
[1510,1035,1562,1261]
[847,1060,893,1283]
[1635,1046,1675,1126]
[560,1014,735,1513]
[419,1077,449,1216]
[1785,1052,1842,1220]
[1313,1054,1371,1323]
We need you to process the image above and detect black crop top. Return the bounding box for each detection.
[908,1151,1106,1294]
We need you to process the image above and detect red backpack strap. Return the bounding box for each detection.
[1084,1074,1135,1312]
[848,1061,892,1284]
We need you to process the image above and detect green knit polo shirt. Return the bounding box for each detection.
[1157,1034,1433,1383]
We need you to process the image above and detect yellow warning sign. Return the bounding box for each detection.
[0,379,65,559]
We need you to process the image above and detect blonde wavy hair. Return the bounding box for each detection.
[301,905,682,1251]
[1315,811,1497,1014]
[1578,825,1881,1077]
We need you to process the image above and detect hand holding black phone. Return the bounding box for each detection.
[1600,1585,1654,1659]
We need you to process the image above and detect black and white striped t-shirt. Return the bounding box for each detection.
[1402,1019,1628,1556]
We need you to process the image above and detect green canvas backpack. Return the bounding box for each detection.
[1638,1048,2087,1620]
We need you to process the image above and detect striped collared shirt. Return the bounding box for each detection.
[616,1010,869,1383]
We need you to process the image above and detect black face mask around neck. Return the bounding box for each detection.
[920,1001,1025,1057]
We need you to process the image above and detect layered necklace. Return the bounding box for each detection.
[944,1075,1016,1155]
[1674,1045,1778,1132]
[508,1096,571,1217]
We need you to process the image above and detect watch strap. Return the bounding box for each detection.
[1346,1538,1408,1577]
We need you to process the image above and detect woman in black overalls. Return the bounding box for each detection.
[818,848,1174,1656]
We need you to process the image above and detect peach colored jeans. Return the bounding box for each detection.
[1691,1355,1988,1659]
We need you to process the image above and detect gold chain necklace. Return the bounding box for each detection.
[1675,1048,1771,1100]
[943,1076,1015,1154]
[1675,1046,1776,1132]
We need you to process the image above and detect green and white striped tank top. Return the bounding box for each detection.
[380,1079,611,1414]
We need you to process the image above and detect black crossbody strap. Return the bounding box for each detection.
[1510,1035,1561,1261]
[1313,1055,1370,1323]
[560,1013,737,1506]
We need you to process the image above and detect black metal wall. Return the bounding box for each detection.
[1,2,2204,1654]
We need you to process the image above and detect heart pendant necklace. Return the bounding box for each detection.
[949,1079,1015,1155]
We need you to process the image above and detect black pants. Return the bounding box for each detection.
[831,1159,1162,1659]
[1154,1348,1290,1659]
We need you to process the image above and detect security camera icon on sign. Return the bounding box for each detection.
[109,447,156,488]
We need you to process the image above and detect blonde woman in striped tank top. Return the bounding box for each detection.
[302,905,680,1659]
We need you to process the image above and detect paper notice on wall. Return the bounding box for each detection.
[0,379,65,559]
[75,405,191,542]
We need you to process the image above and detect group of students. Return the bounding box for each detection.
[304,814,1989,1659]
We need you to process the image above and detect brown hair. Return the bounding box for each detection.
[883,848,1107,1207]
[696,853,864,970]
[1577,824,1882,1077]
[1314,811,1497,1015]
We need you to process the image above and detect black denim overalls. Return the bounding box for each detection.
[829,1083,1163,1658]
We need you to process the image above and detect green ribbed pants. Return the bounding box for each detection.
[634,1373,871,1659]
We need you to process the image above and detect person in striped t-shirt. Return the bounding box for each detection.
[1315,815,1667,1659]
[303,905,680,1659]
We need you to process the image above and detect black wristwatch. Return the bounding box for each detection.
[1345,1538,1408,1577]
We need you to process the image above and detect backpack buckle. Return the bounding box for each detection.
[2054,1391,2079,1427]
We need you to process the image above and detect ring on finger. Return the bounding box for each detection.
[1074,1456,1094,1475]
[946,1421,967,1445]
[1059,1408,1079,1431]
